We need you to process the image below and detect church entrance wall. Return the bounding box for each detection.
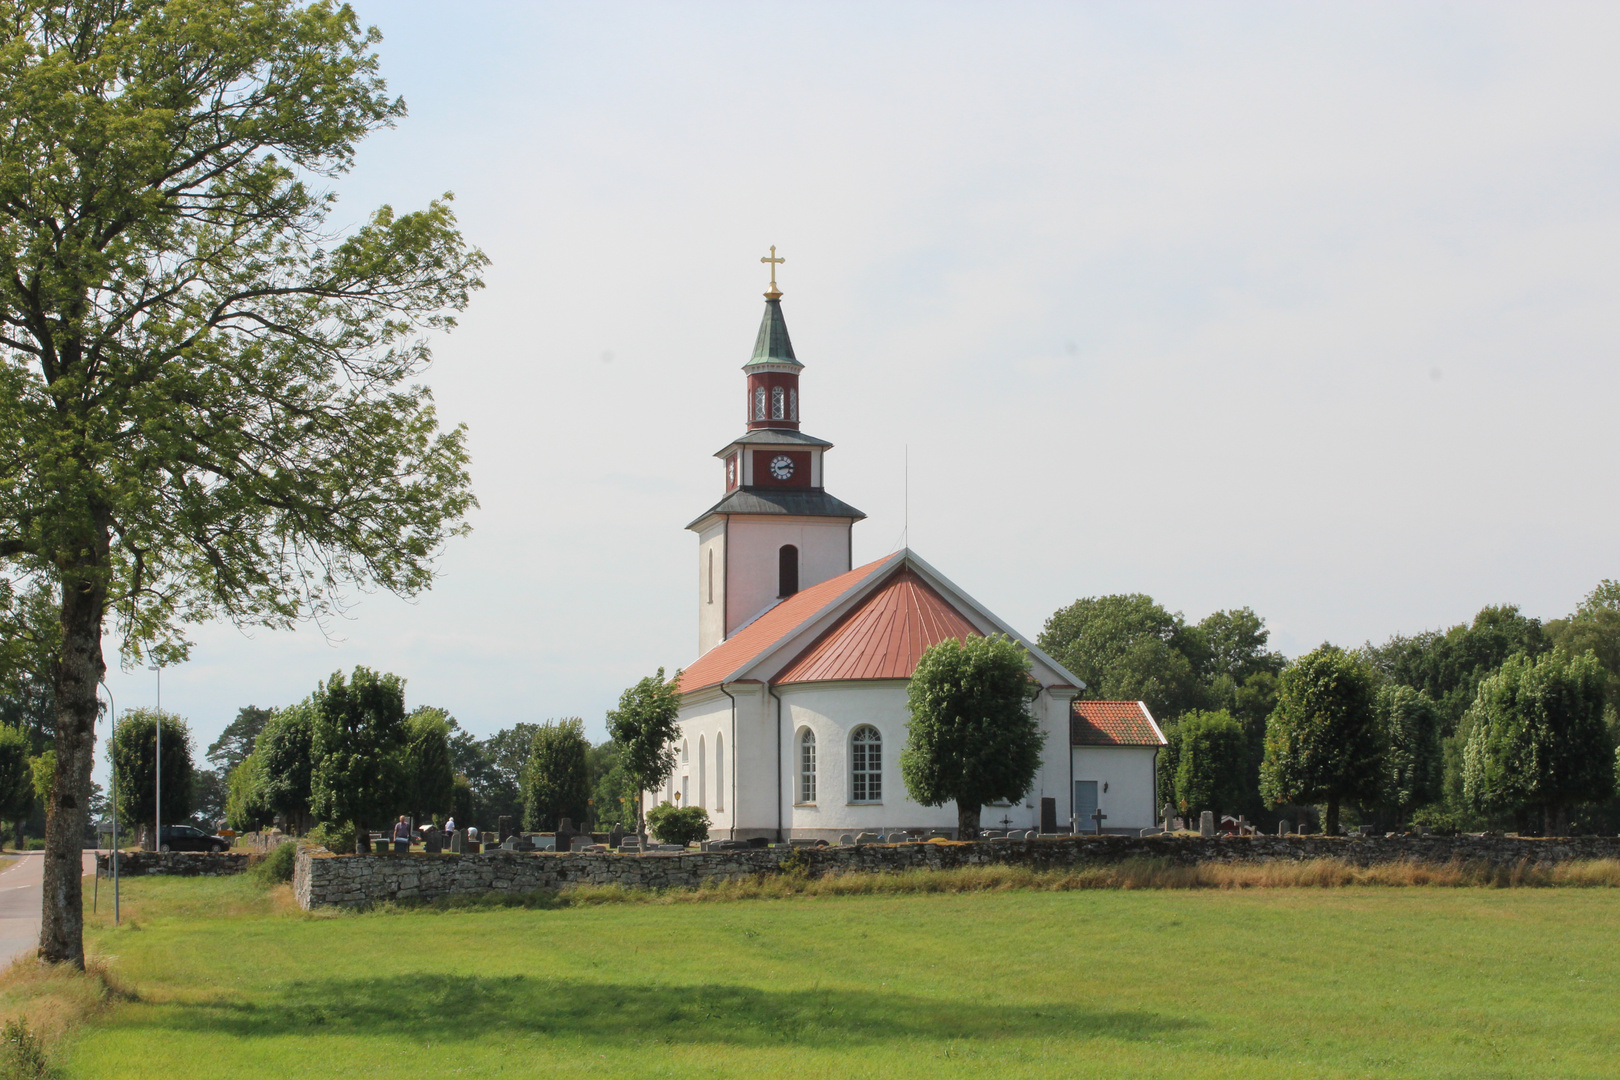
[1070,745,1157,831]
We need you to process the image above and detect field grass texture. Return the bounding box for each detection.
[27,866,1617,1079]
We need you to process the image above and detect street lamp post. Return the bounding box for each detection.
[152,664,160,853]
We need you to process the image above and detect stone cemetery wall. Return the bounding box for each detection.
[236,830,294,853]
[96,851,251,877]
[293,833,1620,910]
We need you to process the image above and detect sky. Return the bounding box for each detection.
[95,1,1620,772]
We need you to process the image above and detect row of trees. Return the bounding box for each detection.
[1040,584,1620,835]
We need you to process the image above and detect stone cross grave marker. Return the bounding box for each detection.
[1162,802,1174,832]
[1199,811,1215,838]
[1090,808,1108,835]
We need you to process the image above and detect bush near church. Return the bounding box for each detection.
[646,803,709,846]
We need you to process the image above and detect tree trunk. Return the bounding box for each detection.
[41,566,108,967]
[1324,798,1340,837]
[957,801,981,840]
[12,821,21,852]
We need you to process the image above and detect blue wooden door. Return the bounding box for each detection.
[1074,780,1098,831]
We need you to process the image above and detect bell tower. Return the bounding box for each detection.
[687,249,866,655]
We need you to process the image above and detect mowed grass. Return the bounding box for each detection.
[56,871,1620,1079]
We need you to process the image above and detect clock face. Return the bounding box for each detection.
[769,455,795,480]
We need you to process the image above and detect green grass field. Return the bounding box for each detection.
[54,874,1620,1079]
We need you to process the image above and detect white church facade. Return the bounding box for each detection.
[649,271,1165,840]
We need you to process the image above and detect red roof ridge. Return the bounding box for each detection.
[1070,699,1166,747]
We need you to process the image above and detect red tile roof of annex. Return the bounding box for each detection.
[774,568,982,684]
[676,555,896,694]
[1070,700,1165,747]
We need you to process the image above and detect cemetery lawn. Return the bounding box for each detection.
[62,876,1620,1079]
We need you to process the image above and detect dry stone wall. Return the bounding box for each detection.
[95,851,251,877]
[293,833,1620,910]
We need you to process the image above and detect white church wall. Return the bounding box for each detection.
[724,517,851,635]
[696,522,726,655]
[777,682,961,840]
[1028,690,1078,829]
[1070,745,1159,832]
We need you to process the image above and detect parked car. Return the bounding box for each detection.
[158,825,229,853]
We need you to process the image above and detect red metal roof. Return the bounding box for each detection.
[1070,700,1166,747]
[775,568,982,684]
[676,555,895,694]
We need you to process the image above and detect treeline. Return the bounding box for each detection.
[1038,583,1620,835]
[217,667,643,844]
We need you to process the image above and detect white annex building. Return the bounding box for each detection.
[649,271,1165,841]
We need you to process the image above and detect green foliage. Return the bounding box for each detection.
[644,802,709,846]
[256,702,318,833]
[1462,650,1616,833]
[1038,595,1207,719]
[1546,580,1620,710]
[445,716,539,830]
[110,709,195,828]
[0,724,34,828]
[588,740,637,829]
[605,669,683,831]
[900,635,1044,837]
[225,752,271,833]
[207,707,275,772]
[305,821,356,855]
[400,707,456,824]
[28,751,52,806]
[0,1016,47,1080]
[1173,710,1249,820]
[1364,605,1552,734]
[1260,646,1381,834]
[250,841,298,885]
[190,768,228,828]
[309,667,407,845]
[520,718,590,831]
[1376,685,1441,823]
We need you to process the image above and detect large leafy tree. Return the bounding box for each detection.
[0,723,34,847]
[1260,646,1381,835]
[1375,684,1441,827]
[1546,580,1620,710]
[1364,605,1551,732]
[900,635,1044,838]
[256,700,316,833]
[587,739,637,830]
[1172,709,1249,822]
[224,750,270,833]
[520,717,590,831]
[1463,650,1615,835]
[109,707,193,835]
[1038,595,1207,720]
[0,2,483,965]
[606,669,682,837]
[206,706,274,772]
[309,667,407,851]
[400,705,454,826]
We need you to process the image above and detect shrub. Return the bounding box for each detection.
[0,1018,47,1079]
[645,802,709,846]
[251,840,297,884]
[306,821,356,854]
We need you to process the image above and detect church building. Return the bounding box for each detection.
[653,262,1165,840]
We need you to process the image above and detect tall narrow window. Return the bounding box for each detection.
[778,544,799,597]
[851,726,882,802]
[707,549,714,604]
[698,735,706,811]
[799,728,817,803]
[771,385,785,419]
[682,739,689,764]
[716,734,725,810]
[753,386,767,420]
[790,388,798,420]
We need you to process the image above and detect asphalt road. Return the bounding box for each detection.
[0,850,100,966]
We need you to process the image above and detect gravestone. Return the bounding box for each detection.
[1162,802,1175,833]
[1040,797,1058,834]
[424,827,443,854]
[838,834,854,846]
[1278,820,1291,836]
[570,836,595,852]
[1199,811,1215,838]
[1091,808,1108,836]
[619,836,640,853]
[609,824,626,850]
[854,832,880,845]
[884,833,909,844]
[449,829,464,853]
[554,817,577,856]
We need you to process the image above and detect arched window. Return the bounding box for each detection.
[798,728,817,803]
[771,385,785,420]
[851,726,882,802]
[789,388,798,421]
[698,735,706,810]
[778,544,799,597]
[682,739,689,764]
[753,386,767,420]
[716,734,725,810]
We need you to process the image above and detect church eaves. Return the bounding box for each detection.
[745,297,801,369]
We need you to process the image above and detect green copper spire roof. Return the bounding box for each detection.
[746,298,802,369]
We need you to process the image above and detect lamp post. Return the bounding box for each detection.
[152,663,161,853]
[100,681,119,926]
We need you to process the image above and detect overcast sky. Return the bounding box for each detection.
[97,2,1620,769]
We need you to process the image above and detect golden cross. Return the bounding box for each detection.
[760,245,785,294]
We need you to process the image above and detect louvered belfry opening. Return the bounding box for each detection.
[778,544,799,597]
